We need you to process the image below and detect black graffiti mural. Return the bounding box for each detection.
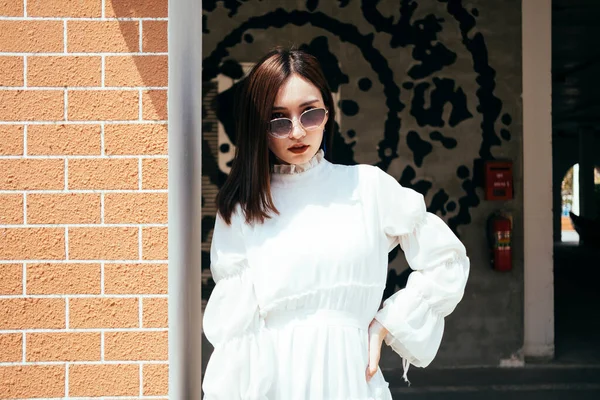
[201,0,514,298]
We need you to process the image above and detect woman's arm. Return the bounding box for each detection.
[371,168,470,382]
[202,208,274,400]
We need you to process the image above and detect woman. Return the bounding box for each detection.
[202,47,470,400]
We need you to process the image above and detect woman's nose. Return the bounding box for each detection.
[289,118,306,139]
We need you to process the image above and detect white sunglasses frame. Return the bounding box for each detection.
[268,108,329,139]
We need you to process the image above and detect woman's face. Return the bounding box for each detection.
[267,74,328,165]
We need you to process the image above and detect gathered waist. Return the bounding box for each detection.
[264,308,368,331]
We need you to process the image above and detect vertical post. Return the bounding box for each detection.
[572,164,580,216]
[578,127,597,219]
[522,0,554,359]
[168,0,203,398]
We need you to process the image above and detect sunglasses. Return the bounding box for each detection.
[268,108,328,139]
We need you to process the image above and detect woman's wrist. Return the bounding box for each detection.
[369,318,389,338]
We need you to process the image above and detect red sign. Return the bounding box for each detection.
[484,161,513,201]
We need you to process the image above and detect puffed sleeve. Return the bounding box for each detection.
[372,168,470,382]
[202,207,274,400]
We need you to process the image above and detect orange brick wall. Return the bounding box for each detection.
[0,1,168,398]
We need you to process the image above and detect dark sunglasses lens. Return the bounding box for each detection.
[270,119,292,136]
[300,109,326,129]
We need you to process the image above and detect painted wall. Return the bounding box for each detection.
[202,0,524,368]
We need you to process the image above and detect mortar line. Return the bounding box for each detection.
[23,192,27,224]
[23,124,27,156]
[65,297,69,329]
[0,121,167,127]
[22,262,26,296]
[101,55,105,87]
[63,20,67,54]
[64,89,68,120]
[65,362,69,398]
[139,20,143,52]
[101,262,105,294]
[0,16,169,21]
[138,227,143,261]
[139,88,143,120]
[0,223,167,228]
[138,158,143,190]
[22,331,26,362]
[65,226,69,260]
[23,55,27,87]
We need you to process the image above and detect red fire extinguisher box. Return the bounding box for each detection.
[484,161,513,201]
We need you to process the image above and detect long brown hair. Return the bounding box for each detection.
[216,47,336,225]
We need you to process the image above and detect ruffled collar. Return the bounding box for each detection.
[270,149,330,187]
[271,149,325,175]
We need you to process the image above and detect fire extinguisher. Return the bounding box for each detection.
[486,211,512,272]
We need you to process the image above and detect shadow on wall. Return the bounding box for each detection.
[109,0,167,120]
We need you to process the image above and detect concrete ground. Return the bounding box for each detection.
[386,365,600,399]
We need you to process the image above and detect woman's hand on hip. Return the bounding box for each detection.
[366,318,388,382]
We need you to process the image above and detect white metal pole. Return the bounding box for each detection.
[168,0,203,398]
[573,163,580,216]
[522,0,554,360]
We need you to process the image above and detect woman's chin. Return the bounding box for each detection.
[273,147,317,165]
[287,147,317,162]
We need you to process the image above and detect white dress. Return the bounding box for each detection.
[202,150,470,400]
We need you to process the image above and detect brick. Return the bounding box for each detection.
[105,263,167,294]
[142,297,167,328]
[0,159,64,190]
[68,158,138,190]
[28,56,101,87]
[68,21,139,53]
[142,158,167,189]
[105,56,167,87]
[0,1,23,16]
[69,297,138,329]
[68,227,138,260]
[104,193,167,224]
[105,331,167,360]
[0,298,65,329]
[69,364,138,397]
[27,193,101,224]
[0,228,65,260]
[0,56,24,86]
[27,332,101,362]
[142,90,167,120]
[0,194,23,224]
[142,227,167,260]
[0,334,22,362]
[105,124,167,155]
[0,365,64,398]
[68,90,138,121]
[106,0,167,18]
[143,363,168,395]
[0,90,64,121]
[142,21,167,53]
[28,0,101,17]
[0,21,63,52]
[0,264,22,295]
[27,124,101,155]
[0,125,23,155]
[27,263,101,295]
